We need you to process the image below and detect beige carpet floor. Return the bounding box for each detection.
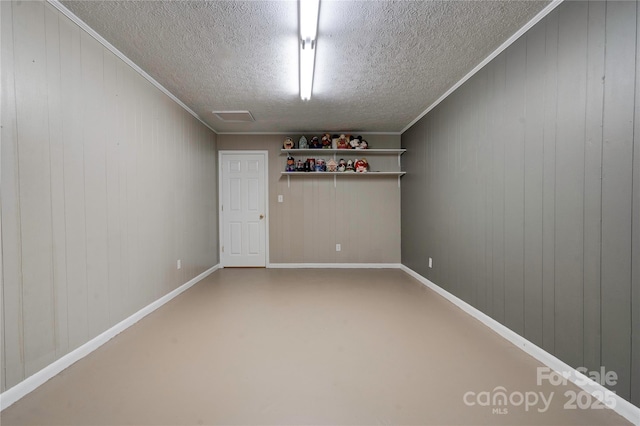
[0,268,632,425]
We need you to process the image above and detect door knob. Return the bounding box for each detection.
[259,214,264,220]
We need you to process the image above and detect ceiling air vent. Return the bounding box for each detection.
[212,110,255,122]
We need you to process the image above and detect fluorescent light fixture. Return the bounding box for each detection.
[299,40,315,101]
[299,0,320,41]
[299,0,320,100]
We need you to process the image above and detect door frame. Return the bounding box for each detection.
[218,150,270,267]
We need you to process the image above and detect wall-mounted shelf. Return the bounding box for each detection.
[281,149,406,155]
[280,147,406,188]
[281,171,406,176]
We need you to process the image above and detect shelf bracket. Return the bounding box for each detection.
[398,153,401,168]
[398,175,401,188]
[287,175,290,188]
[334,175,337,188]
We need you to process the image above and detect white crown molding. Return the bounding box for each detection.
[400,265,640,425]
[46,0,218,135]
[401,0,565,134]
[0,264,220,411]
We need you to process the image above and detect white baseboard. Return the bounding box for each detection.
[400,265,640,425]
[0,264,220,411]
[267,263,402,269]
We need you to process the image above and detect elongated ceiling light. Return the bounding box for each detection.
[299,0,320,100]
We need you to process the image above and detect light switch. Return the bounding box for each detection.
[278,195,283,203]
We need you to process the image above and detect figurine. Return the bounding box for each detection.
[306,158,316,171]
[298,136,308,149]
[337,159,347,172]
[322,133,332,148]
[283,137,295,150]
[355,158,369,173]
[349,135,361,149]
[285,156,296,172]
[346,159,354,172]
[296,159,305,171]
[310,136,322,149]
[358,138,368,149]
[337,134,350,149]
[332,134,340,149]
[316,158,326,172]
[327,158,337,172]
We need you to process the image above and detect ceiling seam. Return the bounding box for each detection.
[46,0,220,135]
[400,0,565,135]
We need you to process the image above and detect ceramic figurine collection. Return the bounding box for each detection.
[284,134,370,150]
[285,156,369,173]
[283,135,372,173]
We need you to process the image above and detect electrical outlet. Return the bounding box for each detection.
[336,244,341,252]
[428,257,433,268]
[278,195,283,203]
[177,259,182,270]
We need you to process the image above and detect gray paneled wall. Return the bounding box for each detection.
[401,0,640,405]
[1,1,218,393]
[217,135,401,264]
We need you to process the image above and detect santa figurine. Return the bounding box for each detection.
[337,134,350,149]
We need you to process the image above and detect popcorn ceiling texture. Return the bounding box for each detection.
[61,0,549,133]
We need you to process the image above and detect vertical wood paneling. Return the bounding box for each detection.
[59,12,88,351]
[1,2,5,390]
[632,0,640,405]
[582,0,606,373]
[44,4,69,358]
[523,22,546,347]
[491,53,506,324]
[81,32,110,337]
[478,68,491,313]
[2,0,218,392]
[482,62,495,318]
[541,10,559,354]
[1,0,26,390]
[554,2,587,367]
[458,82,475,305]
[401,0,640,406]
[601,0,635,399]
[104,49,123,322]
[503,37,526,335]
[13,0,57,376]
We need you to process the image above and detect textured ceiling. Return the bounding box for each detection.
[60,0,550,133]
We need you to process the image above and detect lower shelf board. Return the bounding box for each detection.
[280,171,405,188]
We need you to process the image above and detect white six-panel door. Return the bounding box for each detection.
[220,152,267,267]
